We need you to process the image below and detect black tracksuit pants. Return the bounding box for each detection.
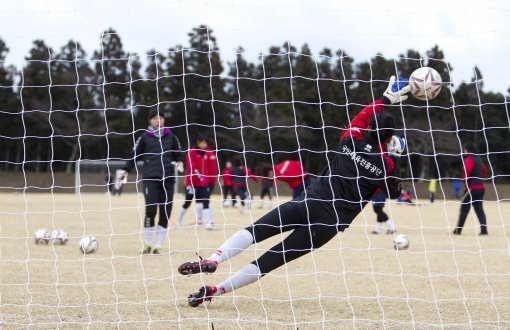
[246,199,355,275]
[143,178,175,229]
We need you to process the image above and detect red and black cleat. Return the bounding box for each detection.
[178,257,218,275]
[188,286,217,307]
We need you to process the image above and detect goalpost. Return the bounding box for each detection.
[1,4,510,329]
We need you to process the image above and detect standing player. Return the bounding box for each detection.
[371,188,396,234]
[452,143,488,235]
[231,155,257,214]
[220,161,235,207]
[123,108,182,255]
[274,159,310,199]
[177,76,410,307]
[175,134,216,230]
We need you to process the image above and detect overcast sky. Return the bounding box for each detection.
[1,0,509,93]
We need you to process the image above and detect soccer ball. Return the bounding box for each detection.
[79,236,98,254]
[51,229,68,245]
[393,234,410,250]
[34,228,50,245]
[409,67,442,100]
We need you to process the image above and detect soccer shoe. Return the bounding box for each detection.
[188,286,218,307]
[452,229,462,235]
[178,257,218,275]
[205,223,214,231]
[152,248,162,255]
[141,244,151,254]
[479,231,489,236]
[371,230,380,235]
[386,229,396,235]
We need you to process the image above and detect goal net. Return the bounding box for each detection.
[1,6,509,329]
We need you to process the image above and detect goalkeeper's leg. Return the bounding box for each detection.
[187,220,338,307]
[179,200,304,275]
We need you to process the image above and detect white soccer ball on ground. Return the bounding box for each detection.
[409,67,442,101]
[393,234,410,250]
[34,228,50,245]
[51,229,68,245]
[79,236,98,254]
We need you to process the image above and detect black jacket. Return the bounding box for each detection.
[305,100,401,225]
[308,134,401,212]
[124,128,182,181]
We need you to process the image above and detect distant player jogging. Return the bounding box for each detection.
[231,155,257,214]
[123,108,182,255]
[220,161,236,207]
[178,76,410,307]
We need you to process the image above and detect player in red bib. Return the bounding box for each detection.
[452,142,488,235]
[176,134,216,230]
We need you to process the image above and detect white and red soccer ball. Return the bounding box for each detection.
[409,67,442,101]
[51,229,68,245]
[393,234,410,250]
[34,228,51,245]
[79,235,99,254]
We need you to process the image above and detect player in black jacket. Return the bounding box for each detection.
[178,76,411,307]
[123,108,183,255]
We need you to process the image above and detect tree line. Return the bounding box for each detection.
[0,25,508,181]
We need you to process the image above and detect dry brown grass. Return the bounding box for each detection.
[1,192,509,329]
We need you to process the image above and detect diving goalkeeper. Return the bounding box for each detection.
[178,76,410,307]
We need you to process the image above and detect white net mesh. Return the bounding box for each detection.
[1,2,510,328]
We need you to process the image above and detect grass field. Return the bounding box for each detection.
[1,192,509,329]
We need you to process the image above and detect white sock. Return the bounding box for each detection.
[144,226,154,246]
[176,207,186,228]
[215,263,261,296]
[386,219,396,231]
[374,222,381,233]
[154,225,166,249]
[196,203,204,224]
[203,208,213,225]
[208,229,254,264]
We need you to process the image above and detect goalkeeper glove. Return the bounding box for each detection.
[382,76,411,104]
[387,135,406,157]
